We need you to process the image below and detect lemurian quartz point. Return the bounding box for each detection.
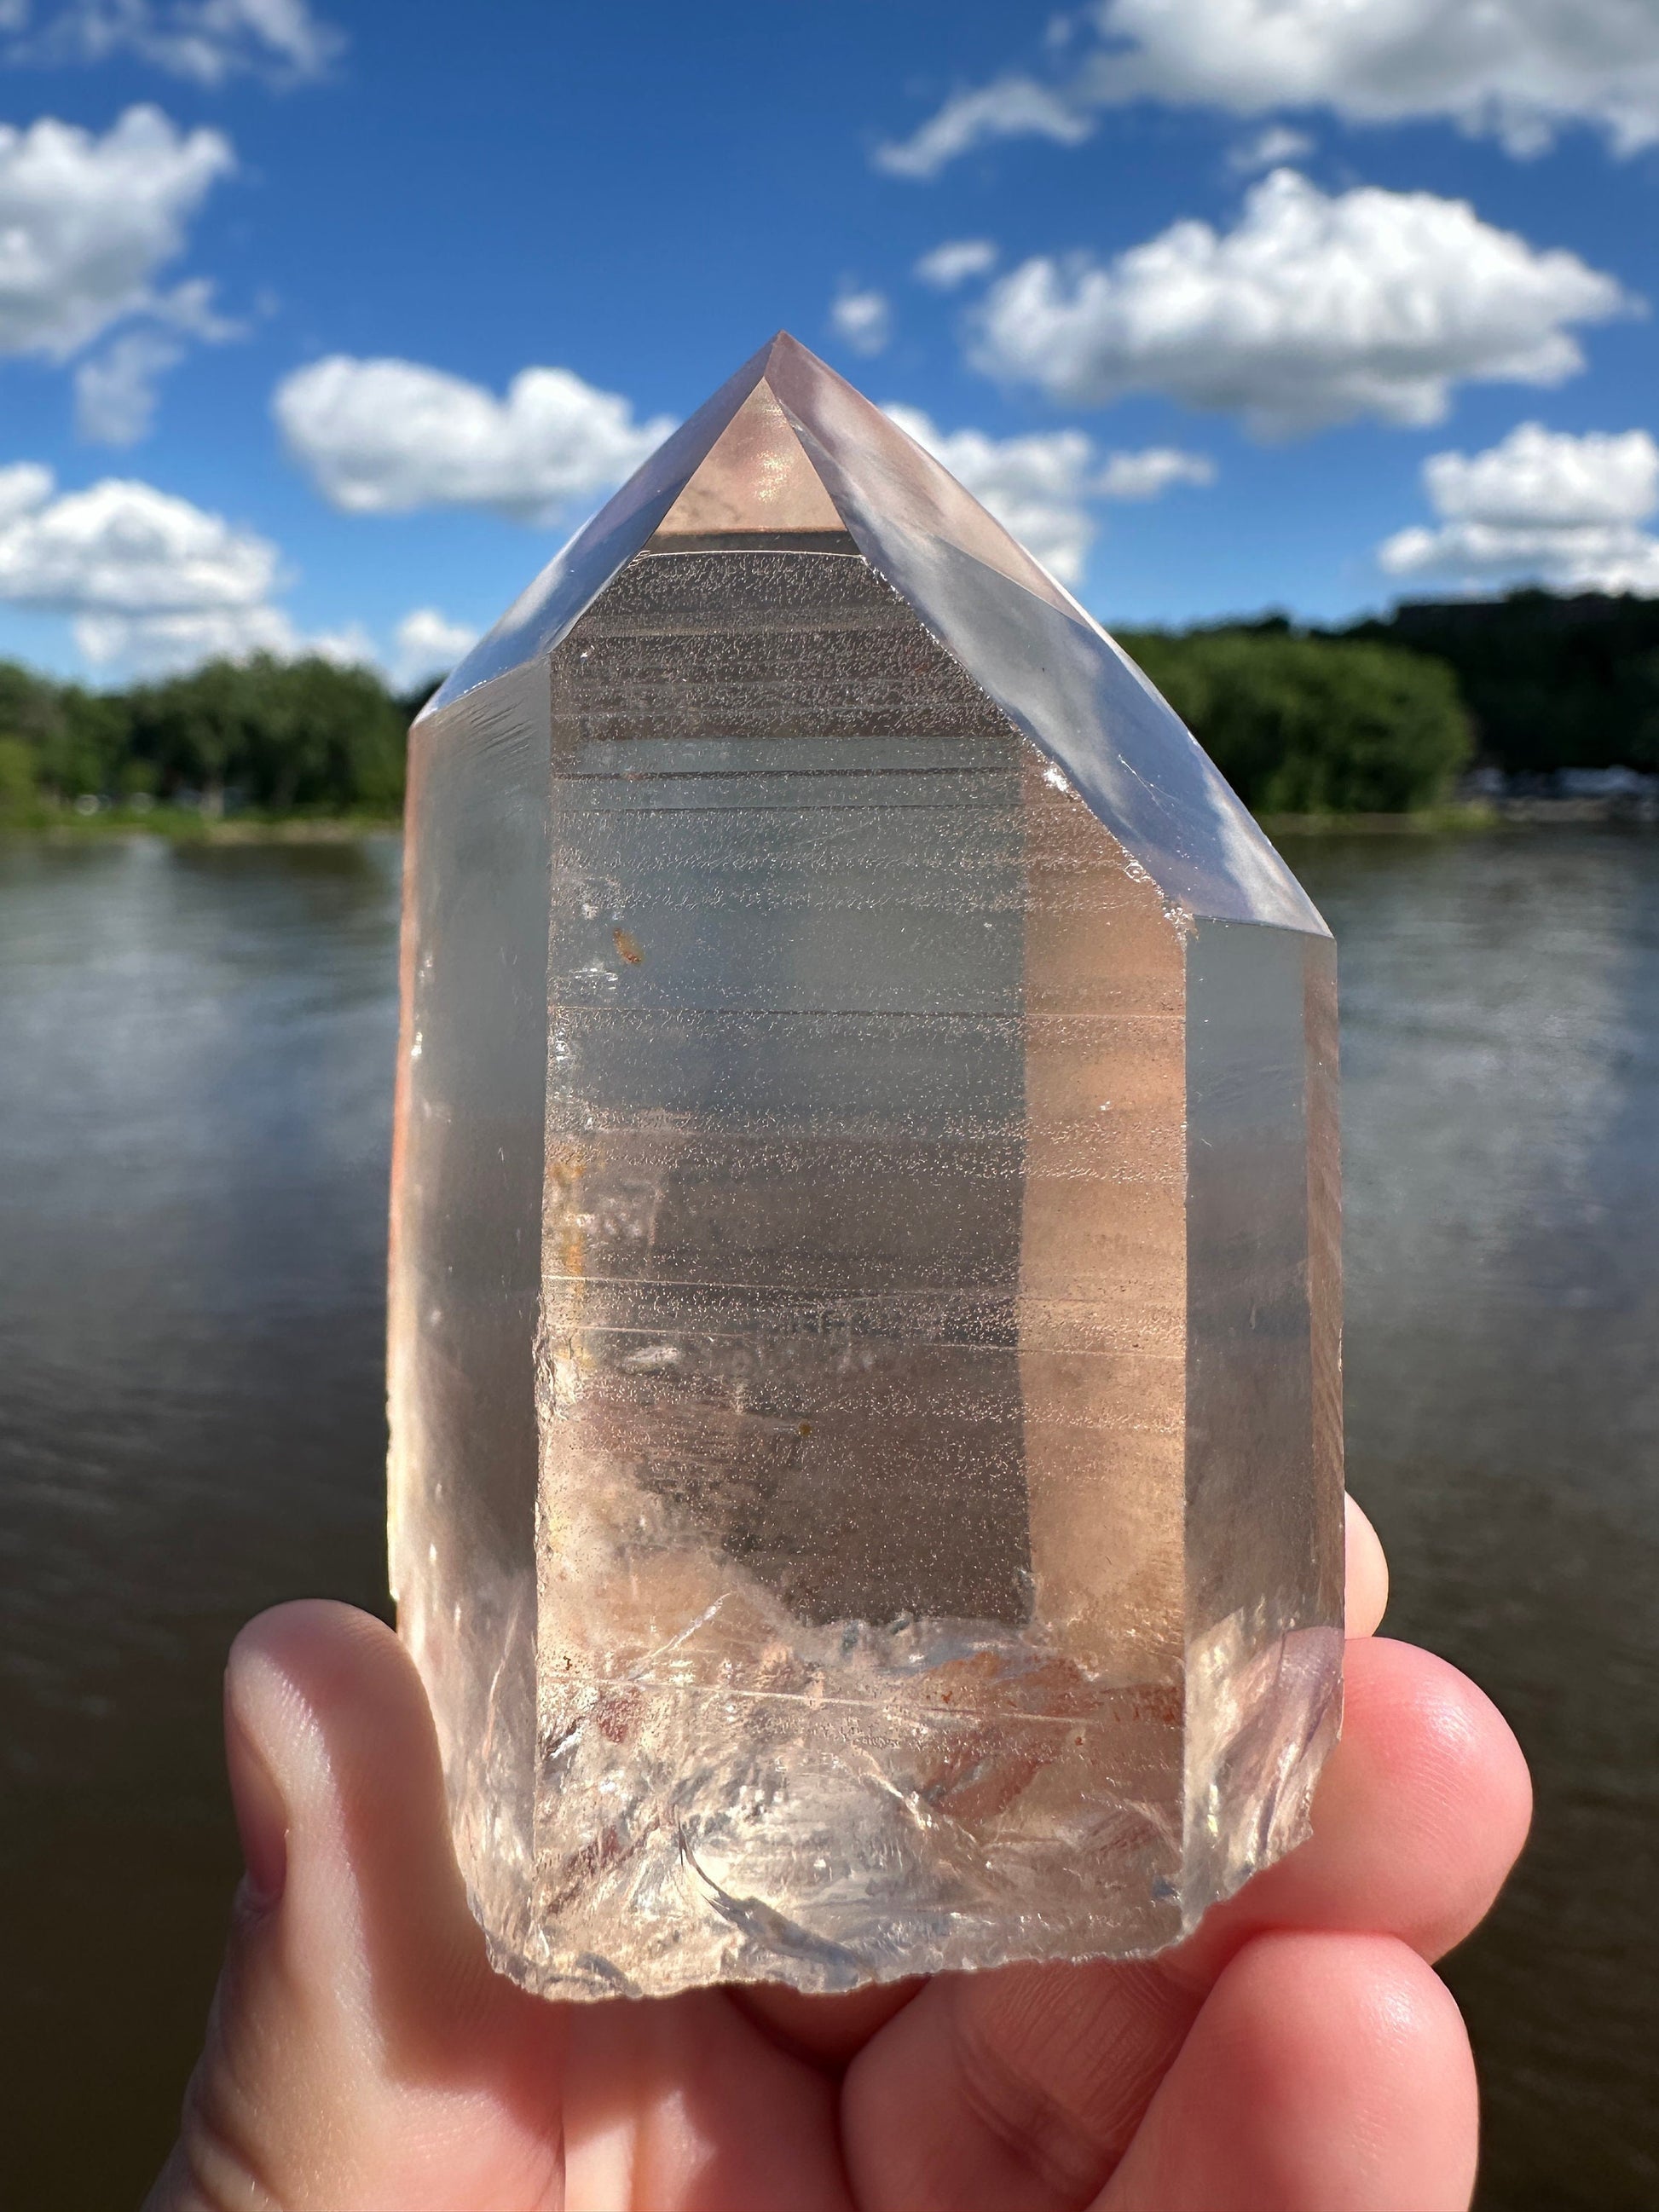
[389,333,1343,2001]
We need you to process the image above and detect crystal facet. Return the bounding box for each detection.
[389,334,1342,2001]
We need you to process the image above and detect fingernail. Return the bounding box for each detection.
[225,1690,290,1909]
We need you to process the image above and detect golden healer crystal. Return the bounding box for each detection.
[388,334,1343,2001]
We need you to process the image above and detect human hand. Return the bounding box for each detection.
[146,1498,1529,2212]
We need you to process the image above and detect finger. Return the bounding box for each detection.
[846,1950,1205,2212]
[144,1602,565,2212]
[731,1981,923,2071]
[841,1636,1527,2212]
[562,1990,853,2212]
[1102,1932,1477,2212]
[1344,1493,1390,1636]
[1172,1637,1530,1985]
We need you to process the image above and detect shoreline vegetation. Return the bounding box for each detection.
[3,587,1658,835]
[7,798,1652,846]
[5,804,405,841]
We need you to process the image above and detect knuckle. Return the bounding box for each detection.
[949,2010,1109,2205]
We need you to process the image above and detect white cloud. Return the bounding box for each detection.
[1229,124,1314,173]
[0,465,327,668]
[886,404,1096,579]
[393,606,478,688]
[74,328,184,442]
[73,602,298,666]
[876,75,1092,179]
[273,355,674,524]
[830,286,892,355]
[146,272,242,341]
[0,471,275,611]
[876,0,1659,172]
[0,107,233,361]
[974,170,1633,436]
[1095,446,1217,499]
[1084,0,1659,157]
[307,619,377,668]
[883,402,1214,583]
[0,461,55,524]
[0,464,440,673]
[6,0,342,84]
[914,237,999,291]
[1419,423,1659,528]
[1379,422,1659,594]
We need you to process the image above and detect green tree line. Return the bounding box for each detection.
[1343,589,1659,775]
[1119,626,1471,812]
[0,655,420,821]
[0,631,1474,824]
[1125,585,1659,799]
[5,587,1656,825]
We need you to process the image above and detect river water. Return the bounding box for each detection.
[0,829,1654,2209]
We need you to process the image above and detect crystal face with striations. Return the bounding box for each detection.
[388,334,1343,2001]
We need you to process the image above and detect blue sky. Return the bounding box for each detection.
[3,0,1659,685]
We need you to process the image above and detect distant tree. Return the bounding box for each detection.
[1341,590,1659,774]
[1119,628,1473,812]
[53,689,140,800]
[0,736,38,818]
[0,661,61,745]
[0,662,66,799]
[124,656,408,811]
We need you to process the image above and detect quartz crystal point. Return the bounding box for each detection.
[388,333,1343,2001]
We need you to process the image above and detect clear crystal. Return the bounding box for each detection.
[389,334,1343,2000]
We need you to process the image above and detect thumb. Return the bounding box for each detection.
[145,1602,564,2212]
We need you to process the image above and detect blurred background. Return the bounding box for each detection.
[2,3,1657,2205]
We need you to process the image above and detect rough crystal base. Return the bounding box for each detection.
[389,336,1342,2001]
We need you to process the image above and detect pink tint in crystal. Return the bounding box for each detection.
[390,336,1342,2000]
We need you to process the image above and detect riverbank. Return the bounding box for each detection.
[2,806,402,842]
[8,795,1657,845]
[1268,795,1659,834]
[1262,804,1503,837]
